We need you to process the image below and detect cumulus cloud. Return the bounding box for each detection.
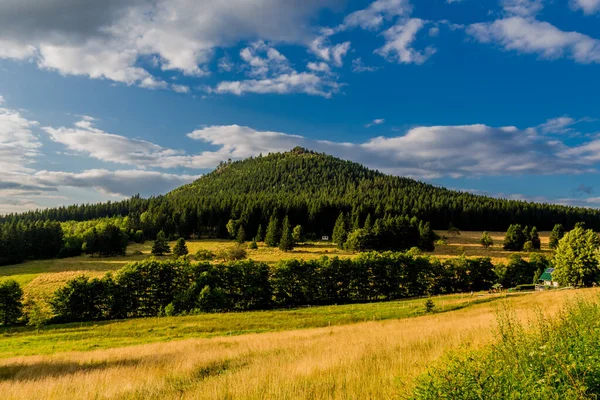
[34,169,198,197]
[572,0,600,14]
[501,0,545,17]
[468,16,600,64]
[538,116,578,134]
[376,19,437,64]
[341,0,413,31]
[42,116,220,169]
[0,99,41,174]
[0,0,339,89]
[186,122,596,179]
[309,32,351,67]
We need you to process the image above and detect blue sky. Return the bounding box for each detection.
[1,0,600,214]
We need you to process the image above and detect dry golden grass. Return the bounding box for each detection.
[433,230,553,264]
[0,289,593,400]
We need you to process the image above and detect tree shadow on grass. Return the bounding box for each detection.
[0,357,144,381]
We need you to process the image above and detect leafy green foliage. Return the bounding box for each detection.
[529,226,541,250]
[495,254,538,288]
[412,297,600,399]
[554,226,600,286]
[0,280,23,326]
[236,225,246,243]
[424,299,435,313]
[549,223,565,249]
[292,225,303,243]
[83,223,128,257]
[49,252,498,323]
[503,224,526,251]
[480,231,494,248]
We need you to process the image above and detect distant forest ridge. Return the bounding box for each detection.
[3,147,600,235]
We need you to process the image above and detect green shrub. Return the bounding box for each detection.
[0,280,23,326]
[195,249,215,261]
[412,296,600,399]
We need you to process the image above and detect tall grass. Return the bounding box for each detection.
[0,290,585,400]
[412,294,600,399]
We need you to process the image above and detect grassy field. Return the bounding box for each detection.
[0,231,552,301]
[0,293,499,358]
[0,288,591,399]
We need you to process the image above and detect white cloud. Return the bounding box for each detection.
[171,84,190,94]
[307,62,331,73]
[571,0,600,14]
[186,122,597,179]
[341,0,413,30]
[0,0,339,89]
[0,99,41,174]
[501,0,544,17]
[376,19,437,65]
[365,118,386,127]
[538,116,577,134]
[309,33,351,67]
[43,117,214,169]
[240,41,291,78]
[34,169,198,197]
[468,16,600,64]
[351,58,380,72]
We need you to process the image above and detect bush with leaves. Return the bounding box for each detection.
[554,226,600,286]
[0,279,23,326]
[549,223,565,249]
[503,224,526,251]
[195,249,215,261]
[480,231,494,249]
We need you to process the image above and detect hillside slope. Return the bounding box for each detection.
[4,147,600,236]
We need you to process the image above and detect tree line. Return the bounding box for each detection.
[3,251,557,326]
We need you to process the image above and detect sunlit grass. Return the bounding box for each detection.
[0,288,591,400]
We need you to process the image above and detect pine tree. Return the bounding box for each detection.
[255,224,264,242]
[352,215,361,231]
[279,216,294,251]
[265,215,281,247]
[523,225,531,242]
[172,238,188,258]
[332,212,348,249]
[529,226,541,250]
[363,214,373,232]
[152,230,171,256]
[236,225,246,243]
[549,224,565,249]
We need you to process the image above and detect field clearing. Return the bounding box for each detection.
[0,289,592,400]
[0,231,552,300]
[0,293,499,359]
[432,230,552,264]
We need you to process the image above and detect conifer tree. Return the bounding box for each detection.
[172,238,188,258]
[265,215,281,247]
[255,224,264,242]
[332,212,348,249]
[279,216,294,251]
[529,226,541,250]
[549,224,565,249]
[152,230,171,256]
[363,214,373,232]
[236,225,246,243]
[352,215,361,232]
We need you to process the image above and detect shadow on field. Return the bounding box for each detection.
[0,357,144,381]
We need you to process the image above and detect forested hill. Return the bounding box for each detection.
[4,147,600,236]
